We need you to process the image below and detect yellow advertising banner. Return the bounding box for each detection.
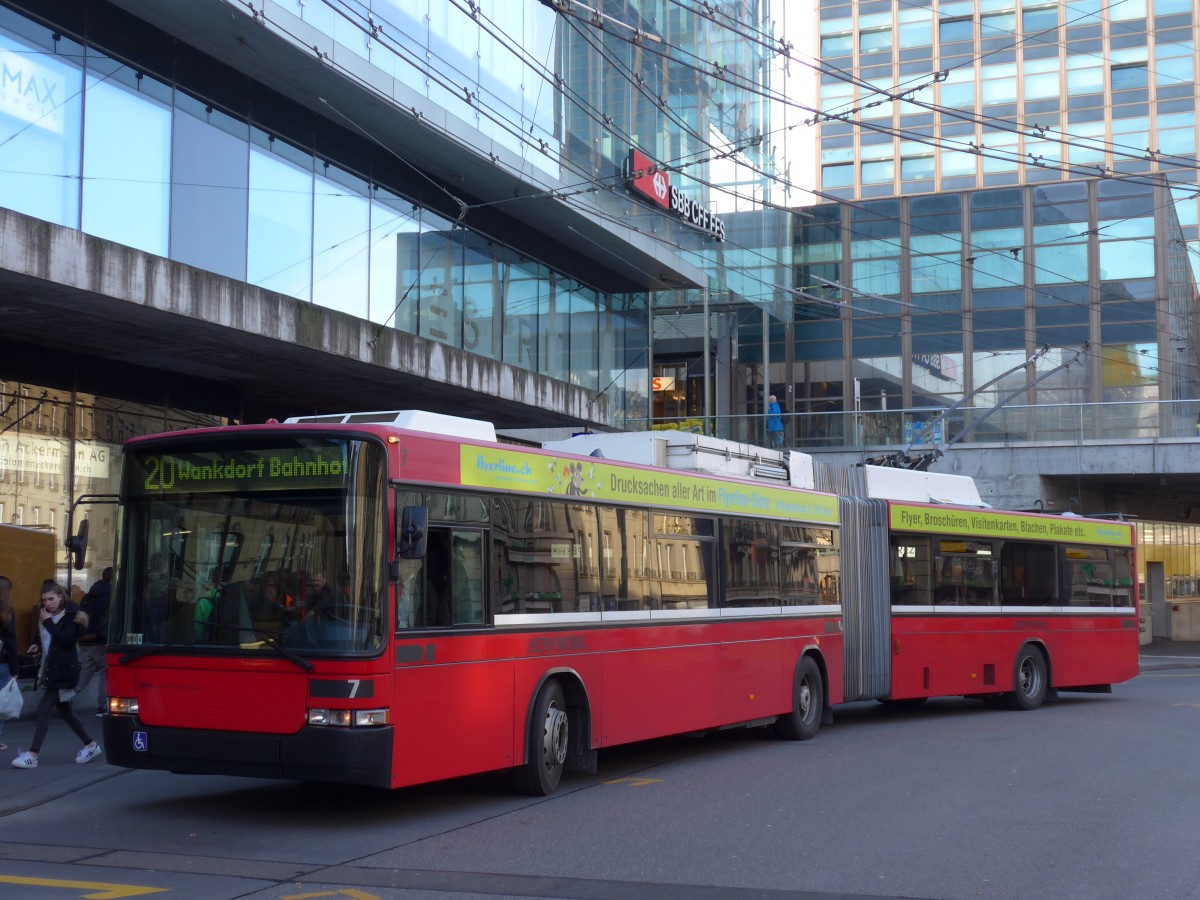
[461,446,839,524]
[890,503,1133,546]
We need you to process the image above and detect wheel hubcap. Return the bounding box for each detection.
[798,678,813,720]
[543,703,568,768]
[1020,659,1041,697]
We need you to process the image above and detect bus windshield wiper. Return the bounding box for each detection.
[119,642,189,664]
[206,621,314,671]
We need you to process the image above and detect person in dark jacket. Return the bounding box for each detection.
[11,580,101,768]
[75,567,111,716]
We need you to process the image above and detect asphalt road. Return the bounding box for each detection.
[0,654,1197,900]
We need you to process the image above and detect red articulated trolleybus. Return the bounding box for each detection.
[102,411,1139,793]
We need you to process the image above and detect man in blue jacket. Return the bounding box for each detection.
[766,394,785,448]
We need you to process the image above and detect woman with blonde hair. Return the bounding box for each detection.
[0,575,18,750]
[10,580,101,768]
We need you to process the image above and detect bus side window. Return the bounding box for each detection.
[890,538,930,605]
[420,527,485,627]
[1000,542,1058,604]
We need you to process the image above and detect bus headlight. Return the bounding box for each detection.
[108,697,139,715]
[354,709,390,727]
[308,708,389,727]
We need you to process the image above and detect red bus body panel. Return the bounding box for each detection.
[105,656,400,733]
[890,612,1139,698]
[387,619,841,788]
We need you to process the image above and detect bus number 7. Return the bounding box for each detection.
[348,679,360,698]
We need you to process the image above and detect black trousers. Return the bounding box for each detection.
[30,687,92,754]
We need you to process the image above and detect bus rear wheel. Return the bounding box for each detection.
[511,679,568,796]
[1005,646,1048,711]
[775,656,823,741]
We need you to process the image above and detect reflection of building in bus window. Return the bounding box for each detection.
[396,560,422,630]
[452,533,483,624]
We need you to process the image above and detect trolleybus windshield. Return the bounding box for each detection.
[116,437,388,656]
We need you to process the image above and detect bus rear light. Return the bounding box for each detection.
[308,708,389,727]
[109,698,139,715]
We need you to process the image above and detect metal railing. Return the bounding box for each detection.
[638,399,1200,451]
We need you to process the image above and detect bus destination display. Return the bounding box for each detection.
[132,446,349,493]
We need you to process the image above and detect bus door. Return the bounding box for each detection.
[394,510,510,784]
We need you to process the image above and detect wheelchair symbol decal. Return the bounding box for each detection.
[133,731,148,752]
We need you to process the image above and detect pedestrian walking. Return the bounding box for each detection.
[11,580,102,769]
[766,394,785,448]
[75,567,112,717]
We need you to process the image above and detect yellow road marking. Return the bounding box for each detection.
[0,876,166,898]
[282,891,380,899]
[603,776,663,787]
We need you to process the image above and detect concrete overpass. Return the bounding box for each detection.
[0,208,605,429]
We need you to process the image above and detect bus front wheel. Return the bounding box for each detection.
[775,656,823,741]
[1005,646,1048,711]
[511,679,568,796]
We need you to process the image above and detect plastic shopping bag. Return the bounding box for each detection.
[0,678,22,720]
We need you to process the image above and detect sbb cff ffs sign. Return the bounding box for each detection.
[624,148,725,241]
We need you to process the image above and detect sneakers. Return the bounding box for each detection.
[11,751,38,769]
[75,743,102,764]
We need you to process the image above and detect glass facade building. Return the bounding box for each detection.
[0,4,651,421]
[788,179,1199,446]
[816,0,1200,256]
[0,0,803,579]
[774,0,1200,453]
[794,0,1200,634]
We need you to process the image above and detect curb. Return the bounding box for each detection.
[1139,658,1200,671]
[0,766,128,817]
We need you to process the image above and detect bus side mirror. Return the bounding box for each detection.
[66,518,90,571]
[399,506,428,559]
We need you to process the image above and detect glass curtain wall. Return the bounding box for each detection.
[791,179,1197,448]
[816,0,1200,285]
[909,194,965,445]
[793,206,845,446]
[1096,179,1161,439]
[848,200,906,445]
[554,0,795,434]
[0,6,646,421]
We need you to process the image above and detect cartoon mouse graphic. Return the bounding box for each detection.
[565,461,589,496]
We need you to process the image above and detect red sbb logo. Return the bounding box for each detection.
[624,148,725,242]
